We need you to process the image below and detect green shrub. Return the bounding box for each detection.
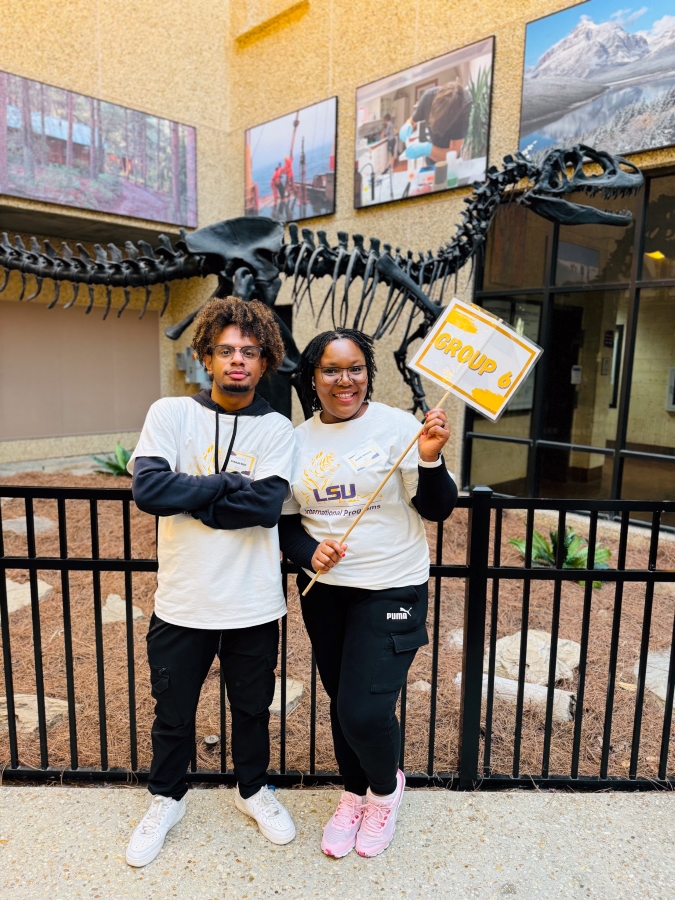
[508,527,611,589]
[93,442,132,477]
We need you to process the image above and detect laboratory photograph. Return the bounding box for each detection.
[354,36,494,208]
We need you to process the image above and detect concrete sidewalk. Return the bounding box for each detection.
[1,786,674,899]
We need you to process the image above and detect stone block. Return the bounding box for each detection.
[101,593,144,625]
[2,516,56,535]
[485,629,580,685]
[635,650,675,708]
[5,578,53,614]
[269,677,303,716]
[447,627,464,648]
[0,693,78,733]
[455,672,576,723]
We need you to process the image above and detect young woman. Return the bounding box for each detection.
[279,328,457,859]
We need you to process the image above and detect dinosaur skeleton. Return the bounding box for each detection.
[0,145,643,413]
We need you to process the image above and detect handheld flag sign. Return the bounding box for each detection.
[407,298,542,421]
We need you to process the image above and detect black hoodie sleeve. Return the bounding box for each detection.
[411,460,458,522]
[278,514,319,571]
[132,456,246,516]
[191,475,288,530]
[132,456,288,529]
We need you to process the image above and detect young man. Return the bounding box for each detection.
[125,296,296,867]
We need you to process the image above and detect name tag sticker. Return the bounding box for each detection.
[225,450,256,476]
[344,444,386,474]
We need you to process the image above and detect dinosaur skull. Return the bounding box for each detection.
[522,145,643,226]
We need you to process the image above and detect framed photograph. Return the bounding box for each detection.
[245,96,337,224]
[519,1,675,164]
[0,70,197,227]
[354,37,494,209]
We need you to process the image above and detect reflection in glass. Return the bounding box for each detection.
[540,291,628,489]
[470,438,529,496]
[483,204,552,290]
[620,457,675,528]
[642,175,675,281]
[555,189,641,286]
[539,450,613,500]
[482,298,541,412]
[626,288,675,456]
[469,295,542,494]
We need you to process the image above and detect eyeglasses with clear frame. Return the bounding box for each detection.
[314,365,368,385]
[210,344,263,361]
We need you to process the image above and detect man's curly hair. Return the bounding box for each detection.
[191,296,285,373]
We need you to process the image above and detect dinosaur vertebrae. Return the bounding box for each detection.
[0,229,205,318]
[278,152,536,337]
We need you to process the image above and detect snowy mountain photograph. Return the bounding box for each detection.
[519,1,675,163]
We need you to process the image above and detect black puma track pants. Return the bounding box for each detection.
[298,571,428,796]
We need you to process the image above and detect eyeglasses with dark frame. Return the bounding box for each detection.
[314,365,368,385]
[209,344,264,361]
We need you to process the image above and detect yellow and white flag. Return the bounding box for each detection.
[408,298,542,421]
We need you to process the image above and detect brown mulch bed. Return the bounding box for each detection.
[1,472,675,781]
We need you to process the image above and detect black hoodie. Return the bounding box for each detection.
[131,390,288,530]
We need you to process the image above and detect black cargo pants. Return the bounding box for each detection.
[298,571,428,796]
[145,613,279,800]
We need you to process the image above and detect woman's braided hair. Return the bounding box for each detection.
[298,328,377,412]
[191,296,285,373]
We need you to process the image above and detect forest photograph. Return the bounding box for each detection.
[0,71,197,227]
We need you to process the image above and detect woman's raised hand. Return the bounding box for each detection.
[311,539,347,574]
[418,407,450,462]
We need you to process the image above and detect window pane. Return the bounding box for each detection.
[483,203,553,290]
[642,175,675,281]
[475,295,543,438]
[540,291,629,494]
[470,438,529,496]
[626,287,675,455]
[468,295,542,494]
[555,189,641,286]
[620,458,675,528]
[539,449,613,500]
[623,287,675,523]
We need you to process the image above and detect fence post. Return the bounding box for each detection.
[458,485,492,788]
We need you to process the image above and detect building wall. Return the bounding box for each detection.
[2,0,675,473]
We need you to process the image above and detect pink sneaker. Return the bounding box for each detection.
[321,791,365,858]
[355,770,405,858]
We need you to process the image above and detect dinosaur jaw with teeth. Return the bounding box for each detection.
[523,194,635,226]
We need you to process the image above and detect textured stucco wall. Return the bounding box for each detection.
[3,0,675,470]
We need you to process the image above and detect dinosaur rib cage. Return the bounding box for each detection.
[280,153,536,337]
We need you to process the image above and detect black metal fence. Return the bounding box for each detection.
[1,484,675,789]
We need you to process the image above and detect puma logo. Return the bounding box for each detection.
[387,606,413,620]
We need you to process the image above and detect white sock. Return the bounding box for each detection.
[368,786,397,804]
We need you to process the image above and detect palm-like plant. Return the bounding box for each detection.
[92,442,132,477]
[508,527,611,589]
[462,66,491,160]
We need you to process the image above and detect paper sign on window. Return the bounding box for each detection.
[407,298,543,422]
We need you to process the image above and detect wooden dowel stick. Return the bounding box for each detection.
[301,391,451,596]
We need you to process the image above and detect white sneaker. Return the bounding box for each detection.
[126,795,186,867]
[234,785,296,845]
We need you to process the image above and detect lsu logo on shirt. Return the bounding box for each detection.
[312,484,356,502]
